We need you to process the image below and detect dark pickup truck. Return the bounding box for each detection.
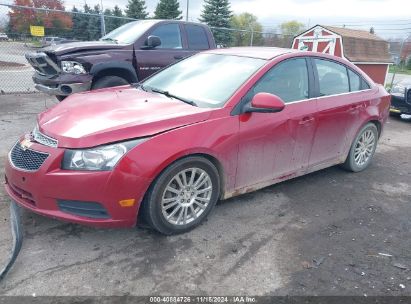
[25,20,216,100]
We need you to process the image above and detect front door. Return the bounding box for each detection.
[235,58,318,189]
[136,23,192,79]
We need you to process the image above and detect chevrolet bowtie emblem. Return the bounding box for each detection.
[20,138,33,151]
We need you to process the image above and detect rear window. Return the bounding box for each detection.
[348,69,371,92]
[185,25,209,50]
[348,69,361,91]
[361,78,371,90]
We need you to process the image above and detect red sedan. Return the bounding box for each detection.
[5,48,390,234]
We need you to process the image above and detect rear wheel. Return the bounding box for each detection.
[91,76,129,90]
[141,156,220,235]
[342,123,378,172]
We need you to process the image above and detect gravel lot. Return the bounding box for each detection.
[0,93,410,296]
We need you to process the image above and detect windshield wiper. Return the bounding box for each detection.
[147,86,197,107]
[101,37,118,44]
[133,83,146,91]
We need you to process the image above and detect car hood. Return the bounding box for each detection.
[43,41,126,56]
[37,87,213,148]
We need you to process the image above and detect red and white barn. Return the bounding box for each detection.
[292,25,392,85]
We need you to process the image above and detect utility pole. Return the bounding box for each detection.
[249,22,254,46]
[186,0,189,21]
[100,0,106,37]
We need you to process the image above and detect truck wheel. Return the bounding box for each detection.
[92,76,129,90]
[56,95,66,102]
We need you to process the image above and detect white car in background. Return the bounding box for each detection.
[0,33,8,41]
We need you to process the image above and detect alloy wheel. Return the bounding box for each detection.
[161,168,213,226]
[354,129,376,167]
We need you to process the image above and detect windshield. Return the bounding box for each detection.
[142,53,266,108]
[101,20,157,44]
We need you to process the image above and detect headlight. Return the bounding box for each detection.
[61,61,86,74]
[391,84,406,96]
[62,138,148,171]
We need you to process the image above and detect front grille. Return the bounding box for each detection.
[9,142,49,171]
[25,52,60,76]
[32,126,58,148]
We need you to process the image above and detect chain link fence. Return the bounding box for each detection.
[0,3,295,94]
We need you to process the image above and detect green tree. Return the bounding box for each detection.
[154,0,182,19]
[86,4,101,40]
[126,0,148,19]
[280,20,305,37]
[230,13,263,46]
[71,6,84,39]
[407,56,411,70]
[105,6,126,33]
[199,0,232,46]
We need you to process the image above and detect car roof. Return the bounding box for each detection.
[128,19,209,27]
[204,47,299,60]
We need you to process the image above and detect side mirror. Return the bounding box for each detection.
[142,35,161,49]
[243,92,285,113]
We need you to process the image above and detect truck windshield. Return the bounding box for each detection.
[142,53,266,108]
[101,20,157,44]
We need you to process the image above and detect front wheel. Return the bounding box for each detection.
[141,156,220,235]
[342,123,378,172]
[56,95,66,102]
[91,76,129,90]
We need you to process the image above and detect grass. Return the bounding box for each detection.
[389,65,411,75]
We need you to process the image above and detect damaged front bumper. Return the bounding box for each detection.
[32,72,92,96]
[34,82,91,96]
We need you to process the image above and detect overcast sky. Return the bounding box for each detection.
[1,0,410,38]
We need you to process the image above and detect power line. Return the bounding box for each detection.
[332,19,411,24]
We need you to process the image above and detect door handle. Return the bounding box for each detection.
[299,116,315,125]
[174,55,184,60]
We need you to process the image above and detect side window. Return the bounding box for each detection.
[150,24,182,49]
[314,59,349,96]
[361,78,371,90]
[348,69,361,92]
[251,58,309,103]
[185,25,209,50]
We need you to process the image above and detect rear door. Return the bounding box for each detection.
[309,58,366,167]
[235,57,318,189]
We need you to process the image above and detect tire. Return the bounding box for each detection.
[342,123,379,172]
[91,76,129,90]
[56,95,66,102]
[141,156,220,235]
